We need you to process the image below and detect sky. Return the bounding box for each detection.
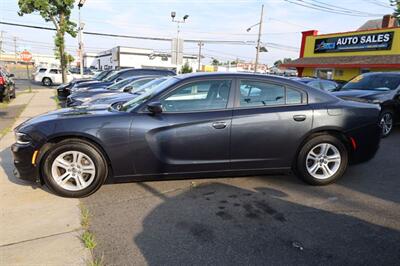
[0,0,395,66]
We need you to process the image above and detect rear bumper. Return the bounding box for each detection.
[347,122,381,164]
[11,143,39,183]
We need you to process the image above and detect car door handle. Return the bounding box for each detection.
[212,121,227,129]
[293,115,306,122]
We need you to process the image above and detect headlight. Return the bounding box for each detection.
[15,132,32,145]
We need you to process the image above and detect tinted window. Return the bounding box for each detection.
[320,81,338,92]
[49,69,58,74]
[239,81,285,107]
[161,80,231,112]
[38,68,47,73]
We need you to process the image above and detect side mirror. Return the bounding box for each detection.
[147,101,163,114]
[123,86,132,92]
[8,73,14,78]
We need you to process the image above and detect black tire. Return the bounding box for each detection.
[296,134,348,185]
[11,89,16,99]
[41,139,108,198]
[42,77,52,86]
[379,110,394,138]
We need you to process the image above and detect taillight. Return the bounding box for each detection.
[0,77,4,85]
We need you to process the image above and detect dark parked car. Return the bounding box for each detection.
[70,68,175,92]
[290,77,341,92]
[0,69,16,102]
[57,69,115,101]
[86,77,170,108]
[333,72,400,137]
[66,76,159,107]
[12,73,381,197]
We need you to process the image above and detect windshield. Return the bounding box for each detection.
[130,77,169,94]
[342,74,400,91]
[94,70,109,80]
[121,77,178,112]
[107,78,134,90]
[123,78,157,92]
[103,71,121,82]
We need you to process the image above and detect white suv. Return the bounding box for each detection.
[33,68,92,86]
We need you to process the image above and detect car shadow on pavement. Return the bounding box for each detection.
[85,181,400,265]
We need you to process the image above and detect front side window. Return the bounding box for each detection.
[49,69,58,74]
[161,80,231,112]
[239,80,304,107]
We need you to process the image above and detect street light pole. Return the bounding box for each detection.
[78,0,86,78]
[171,12,189,72]
[254,4,264,73]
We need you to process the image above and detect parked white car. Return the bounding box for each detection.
[33,67,93,86]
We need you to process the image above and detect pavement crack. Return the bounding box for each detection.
[0,228,82,248]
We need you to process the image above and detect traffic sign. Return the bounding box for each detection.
[20,50,32,62]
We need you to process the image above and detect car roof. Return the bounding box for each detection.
[359,72,400,77]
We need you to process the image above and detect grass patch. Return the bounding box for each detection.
[80,204,103,266]
[0,102,9,109]
[81,231,97,250]
[53,91,61,109]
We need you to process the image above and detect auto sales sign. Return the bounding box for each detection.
[314,31,394,53]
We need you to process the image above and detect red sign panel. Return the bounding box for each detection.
[20,50,32,62]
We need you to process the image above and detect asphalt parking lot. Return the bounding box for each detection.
[82,128,400,266]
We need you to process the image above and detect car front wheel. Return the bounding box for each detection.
[296,135,348,185]
[42,139,108,197]
[379,110,393,138]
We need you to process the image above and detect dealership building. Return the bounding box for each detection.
[283,15,400,81]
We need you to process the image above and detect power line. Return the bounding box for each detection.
[284,0,385,17]
[0,21,256,45]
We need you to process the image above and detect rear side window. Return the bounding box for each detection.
[38,68,47,73]
[239,80,304,107]
[49,69,58,74]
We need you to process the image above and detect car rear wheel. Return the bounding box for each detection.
[296,135,348,185]
[42,77,52,86]
[379,110,393,138]
[42,139,108,197]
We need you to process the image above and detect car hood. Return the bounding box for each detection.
[333,89,389,100]
[15,106,121,132]
[70,88,110,98]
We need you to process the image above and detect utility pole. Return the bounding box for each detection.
[254,4,264,73]
[197,41,204,71]
[13,36,17,64]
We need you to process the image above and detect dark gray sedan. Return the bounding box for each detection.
[12,73,381,197]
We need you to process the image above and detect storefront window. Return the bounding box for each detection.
[315,69,333,79]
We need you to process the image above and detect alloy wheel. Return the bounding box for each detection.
[51,151,96,191]
[380,113,393,137]
[306,143,341,180]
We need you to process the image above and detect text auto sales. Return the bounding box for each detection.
[314,31,394,53]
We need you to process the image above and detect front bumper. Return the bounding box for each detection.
[11,143,40,183]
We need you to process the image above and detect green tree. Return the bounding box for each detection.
[392,0,400,24]
[274,58,292,67]
[273,60,283,67]
[180,62,193,74]
[211,58,219,66]
[18,0,77,83]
